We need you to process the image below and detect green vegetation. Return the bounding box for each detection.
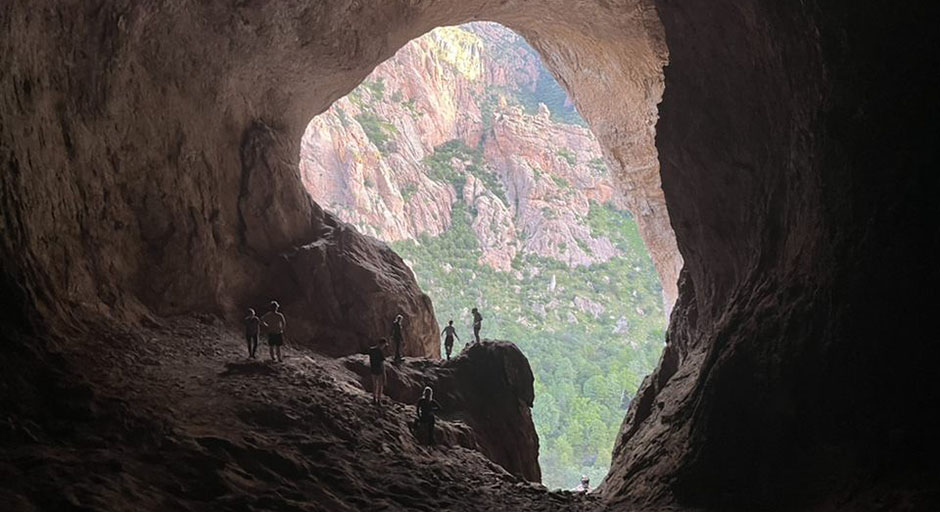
[424,140,508,205]
[401,183,418,201]
[402,98,422,120]
[588,157,607,174]
[362,78,386,101]
[551,175,571,189]
[556,148,577,166]
[392,198,665,489]
[355,113,398,154]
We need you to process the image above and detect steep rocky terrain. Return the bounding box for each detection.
[1,317,591,511]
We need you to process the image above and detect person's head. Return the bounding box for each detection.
[248,308,255,316]
[422,386,433,400]
[448,320,453,326]
[581,475,590,485]
[471,307,478,313]
[395,314,403,323]
[270,300,280,312]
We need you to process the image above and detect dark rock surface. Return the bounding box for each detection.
[344,340,541,482]
[0,318,593,511]
[603,1,940,510]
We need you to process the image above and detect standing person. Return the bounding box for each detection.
[415,386,441,445]
[262,300,286,362]
[441,320,460,361]
[574,475,591,493]
[368,338,389,406]
[244,308,262,359]
[471,307,483,344]
[391,314,404,365]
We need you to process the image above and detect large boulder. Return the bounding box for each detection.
[344,340,540,482]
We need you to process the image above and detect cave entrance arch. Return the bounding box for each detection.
[298,21,671,489]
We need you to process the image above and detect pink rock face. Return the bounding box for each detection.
[300,22,660,288]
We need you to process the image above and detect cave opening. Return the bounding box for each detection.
[298,22,669,490]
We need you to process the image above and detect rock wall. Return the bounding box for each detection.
[300,23,643,274]
[1,0,937,509]
[602,1,940,509]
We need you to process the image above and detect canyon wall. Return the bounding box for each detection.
[1,0,937,509]
[300,23,644,273]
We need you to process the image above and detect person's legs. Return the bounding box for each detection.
[427,418,435,445]
[276,345,282,362]
[371,374,379,404]
[269,339,275,361]
[445,343,452,361]
[246,334,252,357]
[251,334,259,358]
[473,326,481,344]
[394,338,402,364]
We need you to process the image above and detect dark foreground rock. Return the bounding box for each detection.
[344,340,541,482]
[0,318,593,511]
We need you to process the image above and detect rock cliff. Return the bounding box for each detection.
[300,23,663,277]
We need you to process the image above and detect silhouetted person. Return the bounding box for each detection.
[574,475,591,493]
[262,300,286,362]
[471,307,483,344]
[441,320,460,361]
[416,386,441,445]
[391,314,404,365]
[369,338,389,406]
[244,308,262,358]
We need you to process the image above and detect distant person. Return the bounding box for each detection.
[391,314,404,365]
[574,475,591,493]
[441,320,460,361]
[369,338,389,406]
[416,386,441,445]
[244,308,262,359]
[471,307,483,344]
[262,300,286,362]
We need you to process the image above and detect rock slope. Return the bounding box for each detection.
[0,318,593,511]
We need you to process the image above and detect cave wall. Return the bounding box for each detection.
[1,0,937,509]
[604,0,939,509]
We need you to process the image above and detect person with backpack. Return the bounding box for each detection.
[441,320,460,361]
[471,307,483,344]
[415,386,441,445]
[369,338,389,406]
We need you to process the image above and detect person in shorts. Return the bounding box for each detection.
[262,300,286,362]
[441,320,460,361]
[471,307,483,344]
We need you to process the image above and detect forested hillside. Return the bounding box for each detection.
[300,22,666,489]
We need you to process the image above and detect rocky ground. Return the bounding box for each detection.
[0,317,607,511]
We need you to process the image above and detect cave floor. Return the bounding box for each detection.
[0,315,607,511]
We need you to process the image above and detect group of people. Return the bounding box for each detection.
[243,302,486,446]
[366,306,486,446]
[243,301,287,361]
[440,307,484,360]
